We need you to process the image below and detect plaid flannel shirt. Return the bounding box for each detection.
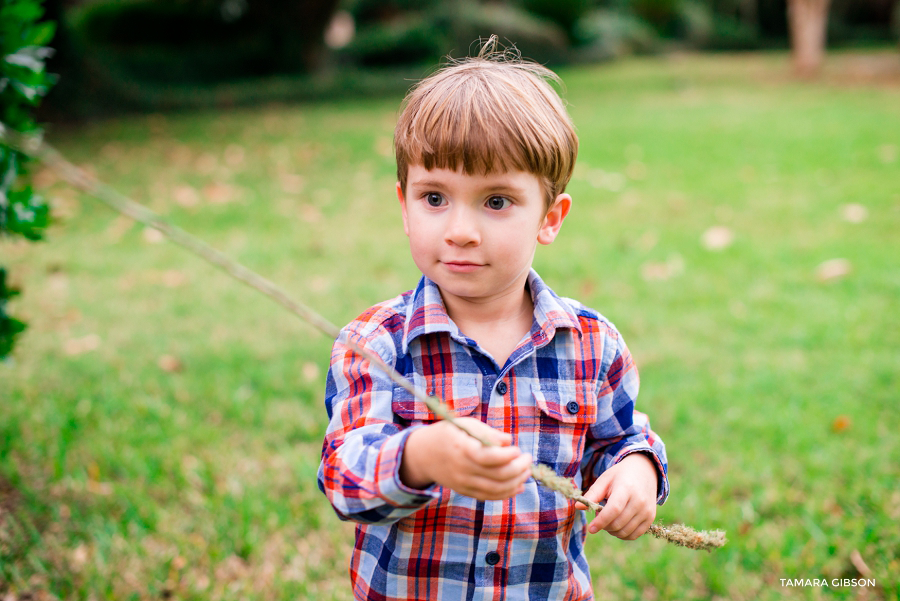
[318,270,668,601]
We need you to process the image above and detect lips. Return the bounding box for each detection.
[441,260,484,273]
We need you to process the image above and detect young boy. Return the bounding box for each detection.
[318,45,669,600]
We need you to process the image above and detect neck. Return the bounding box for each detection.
[442,284,532,327]
[441,283,535,366]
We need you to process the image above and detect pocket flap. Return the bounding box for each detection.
[533,380,597,424]
[392,375,480,422]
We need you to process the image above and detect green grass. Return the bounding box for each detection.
[2,50,899,600]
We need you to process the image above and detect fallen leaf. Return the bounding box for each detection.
[625,162,647,180]
[63,334,101,356]
[161,270,188,288]
[300,204,323,224]
[203,182,234,204]
[47,270,69,297]
[33,167,58,189]
[636,230,658,252]
[195,152,218,175]
[71,544,90,571]
[579,278,596,299]
[701,225,734,251]
[831,415,851,432]
[641,255,684,281]
[173,185,200,208]
[86,480,113,495]
[840,203,868,223]
[143,227,165,244]
[310,276,331,293]
[279,173,306,195]
[302,362,320,383]
[50,194,81,220]
[586,169,626,192]
[158,355,184,373]
[118,274,136,291]
[816,258,851,282]
[224,144,246,167]
[167,144,193,168]
[105,215,134,242]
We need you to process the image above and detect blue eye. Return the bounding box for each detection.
[426,193,444,207]
[486,196,510,210]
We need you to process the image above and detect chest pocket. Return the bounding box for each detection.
[392,374,481,423]
[533,379,597,478]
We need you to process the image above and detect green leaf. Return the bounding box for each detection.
[0,0,58,358]
[3,186,50,240]
[0,267,27,360]
[0,2,43,26]
[25,20,55,47]
[4,45,55,72]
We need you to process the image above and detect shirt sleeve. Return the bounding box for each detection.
[580,330,669,504]
[317,323,440,524]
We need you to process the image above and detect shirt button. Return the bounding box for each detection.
[485,551,501,565]
[496,381,508,395]
[566,400,580,415]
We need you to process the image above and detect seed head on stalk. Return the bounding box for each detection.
[0,124,727,553]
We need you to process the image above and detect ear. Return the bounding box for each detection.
[396,181,410,236]
[537,193,571,245]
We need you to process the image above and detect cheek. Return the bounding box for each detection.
[406,229,434,257]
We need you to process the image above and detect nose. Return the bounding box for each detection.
[444,205,480,247]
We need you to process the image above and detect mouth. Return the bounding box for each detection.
[441,260,484,273]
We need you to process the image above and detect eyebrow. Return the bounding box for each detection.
[408,179,449,190]
[408,179,528,196]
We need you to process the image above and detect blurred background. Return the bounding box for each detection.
[2,1,899,600]
[37,0,900,120]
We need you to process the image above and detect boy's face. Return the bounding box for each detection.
[397,165,570,309]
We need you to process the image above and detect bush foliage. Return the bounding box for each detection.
[0,0,56,359]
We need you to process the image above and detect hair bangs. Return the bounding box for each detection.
[395,53,578,207]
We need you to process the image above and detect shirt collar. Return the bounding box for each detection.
[401,269,582,354]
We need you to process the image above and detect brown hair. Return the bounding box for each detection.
[394,38,578,208]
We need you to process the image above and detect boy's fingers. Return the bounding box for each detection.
[576,473,611,512]
[462,473,528,500]
[588,490,626,533]
[464,451,531,482]
[469,444,524,467]
[606,512,652,540]
[455,418,512,447]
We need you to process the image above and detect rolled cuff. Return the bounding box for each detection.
[614,446,670,505]
[376,424,441,507]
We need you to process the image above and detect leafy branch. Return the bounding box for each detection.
[0,0,57,359]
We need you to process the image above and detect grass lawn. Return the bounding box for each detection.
[2,50,899,600]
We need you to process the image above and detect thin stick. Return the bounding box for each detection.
[0,123,725,551]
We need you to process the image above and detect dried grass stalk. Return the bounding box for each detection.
[1,125,727,553]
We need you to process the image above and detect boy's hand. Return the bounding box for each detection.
[575,453,659,540]
[400,418,532,501]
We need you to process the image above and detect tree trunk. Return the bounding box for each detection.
[787,0,831,77]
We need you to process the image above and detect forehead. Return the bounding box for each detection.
[405,165,545,195]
